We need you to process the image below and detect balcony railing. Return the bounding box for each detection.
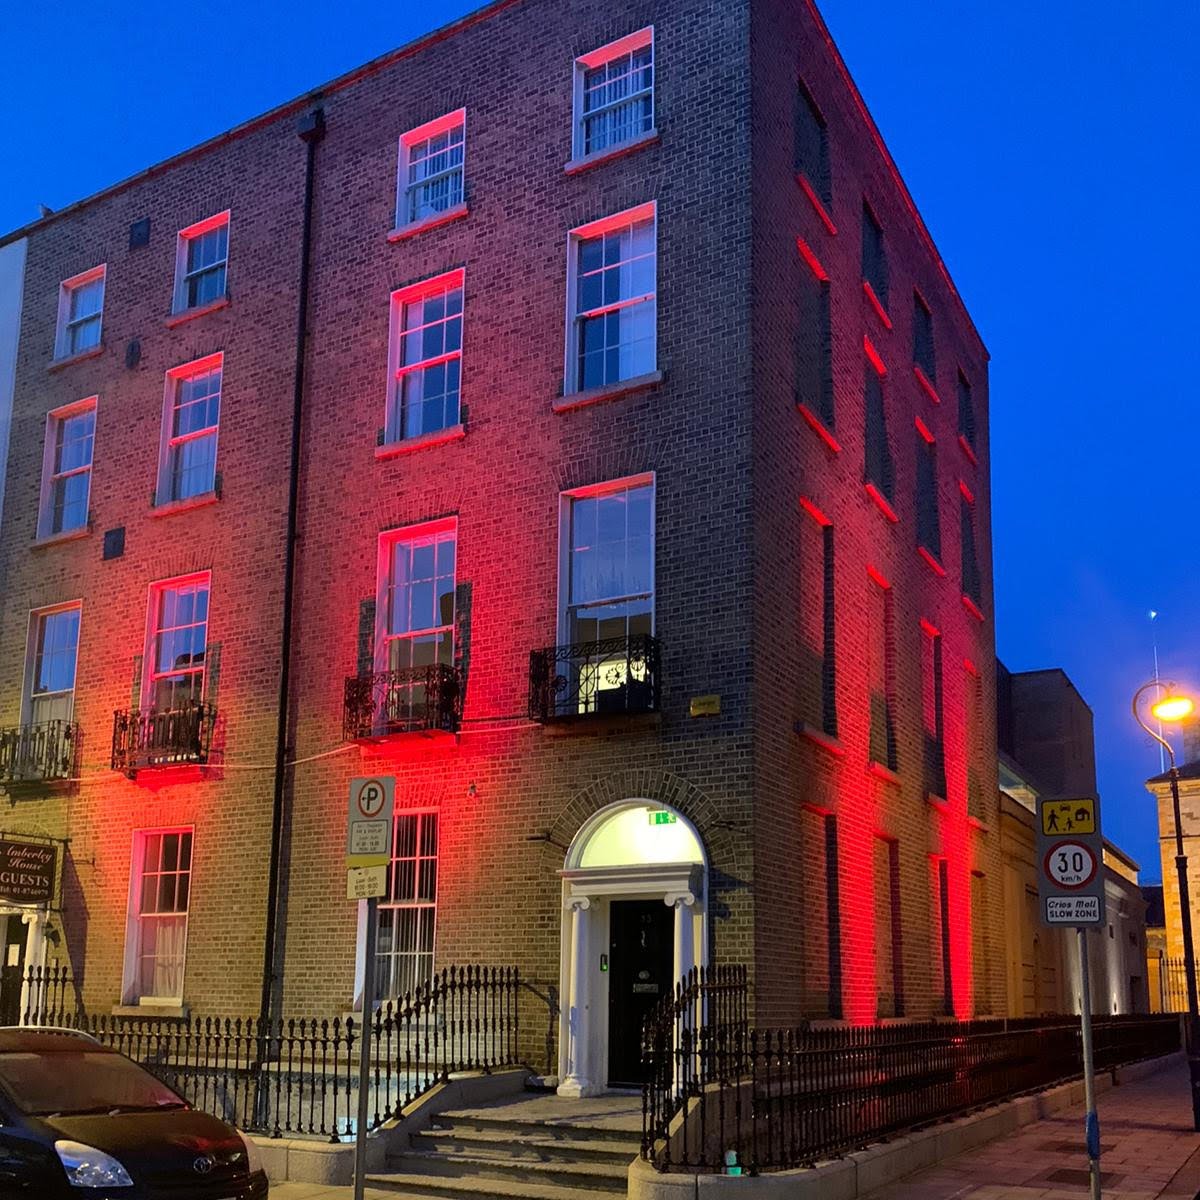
[0,721,78,783]
[111,703,216,773]
[529,634,661,722]
[343,664,464,741]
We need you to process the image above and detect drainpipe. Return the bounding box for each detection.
[260,105,325,1029]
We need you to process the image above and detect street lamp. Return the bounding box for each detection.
[1132,680,1200,1129]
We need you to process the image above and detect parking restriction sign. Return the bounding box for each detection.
[346,777,394,884]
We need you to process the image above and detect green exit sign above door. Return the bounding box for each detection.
[648,810,677,826]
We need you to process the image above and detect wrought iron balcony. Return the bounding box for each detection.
[529,634,661,722]
[111,703,216,773]
[343,664,464,741]
[0,721,78,783]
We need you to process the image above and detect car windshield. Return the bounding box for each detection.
[0,1050,187,1116]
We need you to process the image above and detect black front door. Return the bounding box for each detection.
[0,919,25,1026]
[608,899,673,1087]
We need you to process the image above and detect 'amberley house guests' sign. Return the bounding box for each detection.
[0,840,57,905]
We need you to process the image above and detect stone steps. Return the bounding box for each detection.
[370,1101,638,1198]
[366,1170,618,1200]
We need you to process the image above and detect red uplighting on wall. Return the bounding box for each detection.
[799,495,832,526]
[913,365,941,405]
[796,236,830,282]
[862,281,892,329]
[798,403,842,452]
[863,335,887,376]
[864,482,899,523]
[795,174,838,235]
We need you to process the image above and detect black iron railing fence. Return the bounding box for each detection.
[111,703,216,772]
[642,966,1180,1174]
[0,720,78,782]
[529,633,661,721]
[1155,955,1191,1014]
[20,964,520,1141]
[343,665,464,740]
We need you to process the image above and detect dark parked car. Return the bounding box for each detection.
[0,1027,268,1197]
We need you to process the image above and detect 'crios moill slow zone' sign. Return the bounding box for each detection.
[0,839,57,904]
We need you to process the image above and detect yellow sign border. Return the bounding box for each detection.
[1040,798,1096,837]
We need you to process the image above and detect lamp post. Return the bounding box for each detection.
[1132,680,1200,1130]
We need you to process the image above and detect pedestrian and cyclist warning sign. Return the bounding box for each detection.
[1037,795,1105,927]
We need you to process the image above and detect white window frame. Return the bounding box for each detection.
[54,265,106,360]
[122,827,194,1006]
[374,517,458,673]
[385,270,465,444]
[395,109,467,232]
[571,27,655,161]
[563,201,657,395]
[22,602,82,726]
[142,572,211,712]
[156,353,223,504]
[37,396,97,540]
[172,211,230,313]
[375,808,439,1002]
[556,472,656,645]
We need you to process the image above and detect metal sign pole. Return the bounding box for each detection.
[353,896,378,1200]
[1077,928,1101,1200]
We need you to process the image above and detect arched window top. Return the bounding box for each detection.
[566,800,705,870]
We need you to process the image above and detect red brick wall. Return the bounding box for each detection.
[0,0,1005,1057]
[0,118,308,1013]
[748,0,1003,1024]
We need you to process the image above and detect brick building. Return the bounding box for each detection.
[0,0,1002,1089]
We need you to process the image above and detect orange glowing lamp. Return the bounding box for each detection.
[1152,695,1195,723]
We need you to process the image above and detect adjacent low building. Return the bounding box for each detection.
[996,663,1149,1016]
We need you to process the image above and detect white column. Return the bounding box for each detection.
[666,891,697,987]
[19,911,47,1025]
[558,897,593,1097]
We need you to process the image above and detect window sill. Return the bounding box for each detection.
[962,594,985,623]
[958,434,979,466]
[968,812,991,832]
[868,760,901,786]
[166,295,230,328]
[376,423,466,458]
[913,365,941,404]
[150,490,220,518]
[862,281,892,329]
[553,369,663,414]
[795,174,837,235]
[388,202,469,242]
[918,546,947,577]
[542,710,662,736]
[31,526,91,549]
[111,1003,189,1020]
[865,482,899,523]
[47,344,104,373]
[564,130,659,175]
[926,791,949,812]
[797,403,840,452]
[795,722,844,757]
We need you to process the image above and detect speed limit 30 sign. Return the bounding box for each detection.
[1036,795,1105,928]
[1043,842,1098,889]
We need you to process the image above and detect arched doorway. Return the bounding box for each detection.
[557,799,707,1097]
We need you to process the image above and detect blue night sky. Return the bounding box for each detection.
[2,1,1195,881]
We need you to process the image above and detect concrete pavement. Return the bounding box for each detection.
[267,1060,1200,1200]
[862,1059,1200,1200]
